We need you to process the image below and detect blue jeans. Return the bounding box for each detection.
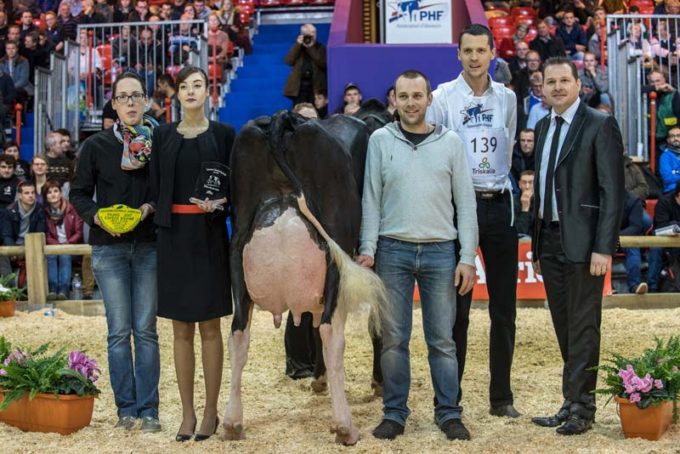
[624,248,642,292]
[47,255,72,295]
[375,236,462,427]
[91,242,160,419]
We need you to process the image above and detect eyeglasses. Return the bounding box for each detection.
[114,93,146,104]
[669,134,680,139]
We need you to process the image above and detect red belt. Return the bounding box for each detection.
[171,204,204,214]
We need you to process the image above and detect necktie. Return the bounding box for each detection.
[544,116,564,223]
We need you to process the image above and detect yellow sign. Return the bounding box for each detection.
[97,205,142,234]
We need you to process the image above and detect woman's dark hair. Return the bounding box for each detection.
[175,65,208,92]
[112,71,147,97]
[41,179,63,200]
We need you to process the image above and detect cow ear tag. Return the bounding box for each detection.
[97,204,142,233]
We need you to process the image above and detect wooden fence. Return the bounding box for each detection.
[0,233,680,308]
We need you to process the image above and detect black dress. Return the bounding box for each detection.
[156,134,232,322]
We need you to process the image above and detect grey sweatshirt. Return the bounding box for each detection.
[359,122,479,266]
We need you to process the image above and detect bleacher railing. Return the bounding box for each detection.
[33,41,78,155]
[74,20,209,131]
[606,14,680,161]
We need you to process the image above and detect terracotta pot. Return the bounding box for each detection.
[0,391,95,435]
[615,396,674,441]
[0,300,16,317]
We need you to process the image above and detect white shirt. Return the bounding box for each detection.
[539,97,581,220]
[427,73,517,191]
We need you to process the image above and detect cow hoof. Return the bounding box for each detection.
[371,379,383,397]
[311,375,327,393]
[222,421,245,440]
[332,425,360,446]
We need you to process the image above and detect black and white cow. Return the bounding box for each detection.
[223,111,388,445]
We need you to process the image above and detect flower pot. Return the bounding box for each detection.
[0,391,95,435]
[615,396,674,441]
[0,300,15,317]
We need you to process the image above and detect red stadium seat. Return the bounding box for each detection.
[208,63,223,81]
[96,44,112,61]
[510,7,536,18]
[258,0,283,6]
[489,16,513,29]
[645,199,658,221]
[639,5,654,13]
[631,0,654,7]
[239,3,255,13]
[514,16,536,28]
[498,38,515,59]
[524,27,537,42]
[239,12,250,25]
[492,26,515,40]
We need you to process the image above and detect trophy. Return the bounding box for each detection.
[189,161,230,211]
[97,204,142,234]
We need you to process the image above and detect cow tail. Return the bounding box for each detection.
[296,195,389,336]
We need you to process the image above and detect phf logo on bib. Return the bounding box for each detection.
[457,100,510,193]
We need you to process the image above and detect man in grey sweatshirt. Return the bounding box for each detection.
[357,70,479,441]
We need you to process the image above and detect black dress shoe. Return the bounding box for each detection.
[531,408,570,427]
[489,404,521,418]
[175,419,196,442]
[372,419,404,440]
[556,415,593,435]
[195,417,219,442]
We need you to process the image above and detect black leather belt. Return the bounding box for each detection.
[476,191,504,200]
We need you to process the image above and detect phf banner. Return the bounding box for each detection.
[383,0,453,44]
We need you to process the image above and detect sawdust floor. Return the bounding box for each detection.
[1,307,679,453]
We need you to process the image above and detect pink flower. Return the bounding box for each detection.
[68,351,100,383]
[2,350,30,367]
[629,392,641,403]
[638,374,654,393]
[654,379,664,390]
[0,368,6,376]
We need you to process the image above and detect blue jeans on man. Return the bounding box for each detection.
[91,242,160,419]
[375,236,462,427]
[47,255,72,296]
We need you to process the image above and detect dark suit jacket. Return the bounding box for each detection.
[150,121,235,228]
[531,101,625,263]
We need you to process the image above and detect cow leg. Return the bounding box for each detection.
[223,305,252,441]
[319,310,360,446]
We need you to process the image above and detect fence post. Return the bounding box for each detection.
[25,233,48,306]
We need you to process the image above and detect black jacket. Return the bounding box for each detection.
[529,36,567,62]
[511,144,535,181]
[532,101,625,262]
[1,201,46,245]
[70,128,156,245]
[0,175,19,208]
[150,121,235,228]
[620,192,643,236]
[654,192,680,229]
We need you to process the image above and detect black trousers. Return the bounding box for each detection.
[454,192,518,407]
[539,223,603,420]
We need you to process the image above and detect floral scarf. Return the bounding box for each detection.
[47,199,67,225]
[113,115,159,171]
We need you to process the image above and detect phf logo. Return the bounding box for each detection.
[460,102,494,125]
[388,0,446,23]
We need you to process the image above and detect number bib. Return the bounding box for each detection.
[459,128,509,187]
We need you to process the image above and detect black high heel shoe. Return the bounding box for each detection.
[175,419,196,442]
[194,417,219,442]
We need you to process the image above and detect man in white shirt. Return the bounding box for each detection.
[427,23,521,419]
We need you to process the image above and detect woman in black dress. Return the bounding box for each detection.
[150,66,235,442]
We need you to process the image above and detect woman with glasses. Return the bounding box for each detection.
[150,66,234,442]
[71,72,161,433]
[30,155,49,204]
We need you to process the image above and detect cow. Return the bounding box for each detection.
[223,110,389,445]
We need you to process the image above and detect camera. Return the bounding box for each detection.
[302,35,313,45]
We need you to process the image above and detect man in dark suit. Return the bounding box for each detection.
[530,56,624,435]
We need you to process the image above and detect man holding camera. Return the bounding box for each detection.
[283,23,327,105]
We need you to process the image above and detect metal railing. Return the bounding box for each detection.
[33,41,78,154]
[75,20,210,130]
[607,14,680,160]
